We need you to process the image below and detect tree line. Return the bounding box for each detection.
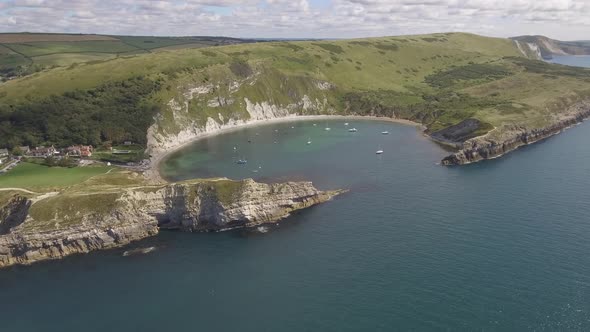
[0,76,163,149]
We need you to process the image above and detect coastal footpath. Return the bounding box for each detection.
[0,175,343,268]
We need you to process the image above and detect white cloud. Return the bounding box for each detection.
[0,0,587,40]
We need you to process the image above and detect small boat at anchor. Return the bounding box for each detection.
[236,159,248,165]
[348,128,358,132]
[381,131,389,135]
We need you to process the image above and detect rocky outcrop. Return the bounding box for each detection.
[0,221,158,269]
[0,179,343,268]
[441,102,590,165]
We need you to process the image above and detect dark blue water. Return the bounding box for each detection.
[3,119,590,331]
[548,55,590,68]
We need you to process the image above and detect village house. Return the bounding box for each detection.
[66,145,93,157]
[0,148,8,158]
[29,146,57,158]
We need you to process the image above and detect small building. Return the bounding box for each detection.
[80,145,93,157]
[123,141,133,146]
[66,145,93,157]
[0,148,8,157]
[30,146,57,158]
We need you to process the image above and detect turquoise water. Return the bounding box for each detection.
[548,55,590,67]
[4,119,590,331]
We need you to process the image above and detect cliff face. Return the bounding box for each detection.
[511,36,590,60]
[0,179,342,268]
[147,76,335,159]
[441,102,590,165]
[0,194,31,235]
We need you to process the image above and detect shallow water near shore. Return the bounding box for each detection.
[4,119,590,331]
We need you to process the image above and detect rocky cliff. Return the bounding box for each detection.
[441,101,590,165]
[146,75,336,159]
[0,178,342,268]
[511,35,590,60]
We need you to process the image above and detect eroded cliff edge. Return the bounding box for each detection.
[0,174,343,268]
[440,101,590,165]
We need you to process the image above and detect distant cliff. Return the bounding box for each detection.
[511,35,590,60]
[441,101,590,165]
[0,177,343,268]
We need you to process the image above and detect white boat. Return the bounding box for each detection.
[291,126,295,129]
[313,123,317,126]
[325,127,331,131]
[236,159,247,164]
[376,150,384,154]
[348,128,358,132]
[381,131,389,135]
[307,139,312,145]
[344,122,349,126]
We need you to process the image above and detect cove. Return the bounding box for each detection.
[3,119,590,331]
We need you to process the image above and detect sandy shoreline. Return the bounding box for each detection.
[146,115,423,183]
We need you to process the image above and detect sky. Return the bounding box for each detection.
[0,0,588,40]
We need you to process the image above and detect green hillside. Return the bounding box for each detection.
[0,33,253,80]
[1,32,589,151]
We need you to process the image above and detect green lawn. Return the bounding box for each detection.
[0,162,115,190]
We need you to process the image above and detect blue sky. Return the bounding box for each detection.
[0,0,588,40]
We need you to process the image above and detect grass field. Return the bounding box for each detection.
[0,33,252,81]
[0,162,115,190]
[31,52,117,67]
[0,33,116,43]
[8,41,140,57]
[117,36,220,50]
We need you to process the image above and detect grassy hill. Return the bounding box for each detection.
[0,33,254,81]
[1,32,589,152]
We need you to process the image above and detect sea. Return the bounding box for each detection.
[4,117,590,331]
[548,55,590,67]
